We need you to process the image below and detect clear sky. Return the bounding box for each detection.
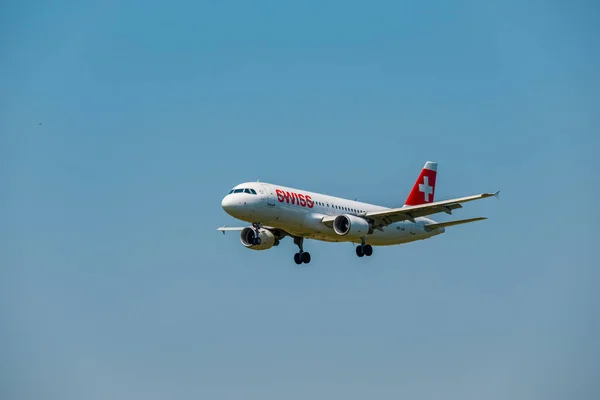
[1,1,599,399]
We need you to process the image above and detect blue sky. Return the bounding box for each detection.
[1,1,598,399]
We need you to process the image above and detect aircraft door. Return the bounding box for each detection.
[261,183,276,206]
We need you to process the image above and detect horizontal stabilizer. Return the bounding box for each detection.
[424,217,487,232]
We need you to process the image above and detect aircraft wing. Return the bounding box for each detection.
[217,226,246,232]
[366,191,499,229]
[217,225,289,237]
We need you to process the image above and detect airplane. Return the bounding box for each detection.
[218,161,499,264]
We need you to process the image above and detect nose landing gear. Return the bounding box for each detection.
[251,222,262,245]
[293,236,311,264]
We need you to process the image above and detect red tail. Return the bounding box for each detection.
[404,161,438,206]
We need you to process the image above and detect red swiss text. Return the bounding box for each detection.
[276,189,314,208]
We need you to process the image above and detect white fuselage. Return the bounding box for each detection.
[221,182,445,246]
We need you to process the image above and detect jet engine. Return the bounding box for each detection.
[333,214,372,238]
[240,227,277,250]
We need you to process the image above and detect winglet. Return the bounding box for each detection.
[481,190,500,199]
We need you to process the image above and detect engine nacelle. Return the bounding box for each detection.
[240,227,276,250]
[333,214,371,238]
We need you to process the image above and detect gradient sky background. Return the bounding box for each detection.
[1,1,599,399]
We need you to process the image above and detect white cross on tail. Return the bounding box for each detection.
[419,176,433,202]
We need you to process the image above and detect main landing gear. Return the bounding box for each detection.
[356,238,373,257]
[293,236,311,264]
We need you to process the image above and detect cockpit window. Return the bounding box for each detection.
[229,187,258,195]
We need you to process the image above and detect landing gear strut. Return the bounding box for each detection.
[293,236,311,264]
[251,222,262,245]
[356,238,373,257]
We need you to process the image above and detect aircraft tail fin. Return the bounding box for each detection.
[404,161,438,206]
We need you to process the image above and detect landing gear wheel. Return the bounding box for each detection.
[356,246,364,257]
[363,245,373,256]
[293,236,311,264]
[301,252,311,264]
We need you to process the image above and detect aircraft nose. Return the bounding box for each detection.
[221,194,243,216]
[221,195,234,212]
